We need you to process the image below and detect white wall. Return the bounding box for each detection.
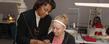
[0,0,19,3]
[0,0,109,27]
[51,0,109,27]
[99,0,109,26]
[50,0,99,27]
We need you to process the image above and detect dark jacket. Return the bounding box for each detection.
[48,32,75,44]
[16,9,52,44]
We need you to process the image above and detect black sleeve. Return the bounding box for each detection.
[38,15,52,40]
[48,32,54,43]
[16,13,30,44]
[67,35,75,44]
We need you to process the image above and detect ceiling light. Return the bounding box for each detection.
[74,3,109,8]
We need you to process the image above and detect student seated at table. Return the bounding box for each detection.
[48,15,75,44]
[92,16,104,36]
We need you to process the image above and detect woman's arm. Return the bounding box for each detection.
[16,13,30,44]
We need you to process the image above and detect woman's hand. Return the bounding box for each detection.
[43,39,50,44]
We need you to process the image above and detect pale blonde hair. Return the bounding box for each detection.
[54,15,68,26]
[48,15,68,34]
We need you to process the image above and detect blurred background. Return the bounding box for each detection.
[0,0,109,44]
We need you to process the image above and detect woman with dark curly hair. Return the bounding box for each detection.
[16,0,56,44]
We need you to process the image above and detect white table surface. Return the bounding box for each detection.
[66,29,109,44]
